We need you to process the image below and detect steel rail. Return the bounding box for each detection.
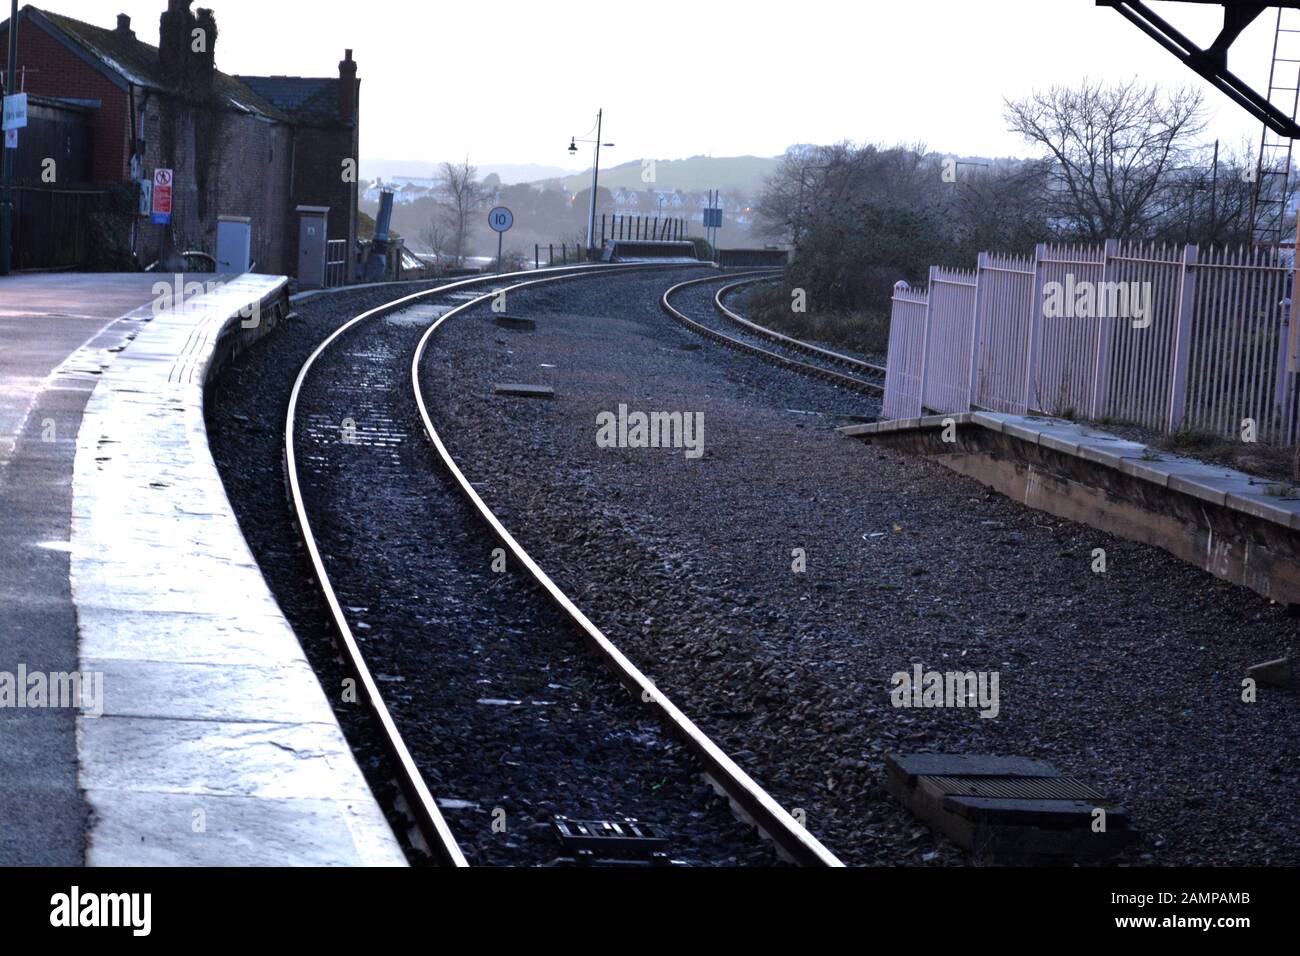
[660,273,884,395]
[411,271,845,868]
[284,262,670,867]
[713,276,887,379]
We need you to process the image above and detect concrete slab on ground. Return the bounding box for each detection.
[0,273,164,866]
[68,273,406,866]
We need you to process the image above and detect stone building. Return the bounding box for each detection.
[0,2,360,281]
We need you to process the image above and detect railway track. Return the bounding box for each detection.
[661,272,885,395]
[284,264,843,867]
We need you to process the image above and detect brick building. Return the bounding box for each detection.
[0,2,360,280]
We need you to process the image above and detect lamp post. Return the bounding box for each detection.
[949,159,990,183]
[568,108,613,256]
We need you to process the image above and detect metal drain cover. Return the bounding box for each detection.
[553,816,671,864]
[885,753,1134,862]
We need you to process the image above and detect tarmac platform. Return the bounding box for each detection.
[0,273,405,867]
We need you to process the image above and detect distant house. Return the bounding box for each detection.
[237,64,361,281]
[0,1,360,280]
[612,189,641,217]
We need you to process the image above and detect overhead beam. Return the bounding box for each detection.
[1097,1,1300,138]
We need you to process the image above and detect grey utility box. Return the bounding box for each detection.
[216,216,252,273]
[296,206,330,289]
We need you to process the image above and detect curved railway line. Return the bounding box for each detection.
[284,264,843,867]
[661,272,885,395]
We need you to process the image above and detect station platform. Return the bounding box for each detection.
[842,411,1300,609]
[0,273,405,866]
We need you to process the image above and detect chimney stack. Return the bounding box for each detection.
[193,7,217,79]
[158,0,192,87]
[159,1,216,93]
[116,14,134,38]
[338,49,358,126]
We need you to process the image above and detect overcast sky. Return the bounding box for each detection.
[44,0,1288,168]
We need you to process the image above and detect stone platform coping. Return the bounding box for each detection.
[71,273,406,866]
[841,411,1300,534]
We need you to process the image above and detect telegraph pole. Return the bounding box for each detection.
[568,109,612,258]
[586,108,602,255]
[1,0,17,275]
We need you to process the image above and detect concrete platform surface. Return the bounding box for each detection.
[1,274,165,865]
[841,411,1300,533]
[1,272,405,866]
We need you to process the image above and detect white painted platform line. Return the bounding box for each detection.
[70,274,406,866]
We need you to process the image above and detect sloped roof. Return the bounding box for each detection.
[235,75,345,128]
[13,6,290,122]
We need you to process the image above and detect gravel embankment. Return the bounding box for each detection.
[418,268,1300,867]
[729,279,889,368]
[723,279,888,369]
[653,276,880,420]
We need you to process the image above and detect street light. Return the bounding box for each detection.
[948,159,990,185]
[568,108,614,255]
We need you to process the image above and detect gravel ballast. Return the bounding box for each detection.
[209,270,781,866]
[416,268,1300,867]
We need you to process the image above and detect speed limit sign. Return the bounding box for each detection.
[488,207,514,274]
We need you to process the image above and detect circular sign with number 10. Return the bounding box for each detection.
[488,207,514,233]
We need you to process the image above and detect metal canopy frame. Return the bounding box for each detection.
[1098,1,1300,137]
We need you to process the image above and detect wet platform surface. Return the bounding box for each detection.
[0,273,405,866]
[0,274,162,865]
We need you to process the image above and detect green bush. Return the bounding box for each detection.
[687,235,714,261]
[747,281,890,357]
[85,181,139,271]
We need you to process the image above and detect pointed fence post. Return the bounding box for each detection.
[1023,243,1049,415]
[1167,243,1199,432]
[1288,251,1300,443]
[1089,239,1119,419]
[966,252,988,411]
[1275,289,1296,444]
[916,265,939,418]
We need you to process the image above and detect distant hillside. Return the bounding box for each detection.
[362,158,573,184]
[552,155,780,195]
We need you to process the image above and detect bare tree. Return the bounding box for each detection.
[419,215,448,274]
[1004,79,1206,241]
[940,157,1055,262]
[437,157,487,266]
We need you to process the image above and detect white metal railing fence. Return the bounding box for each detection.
[882,281,929,419]
[920,266,978,414]
[883,240,1300,445]
[970,251,1036,415]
